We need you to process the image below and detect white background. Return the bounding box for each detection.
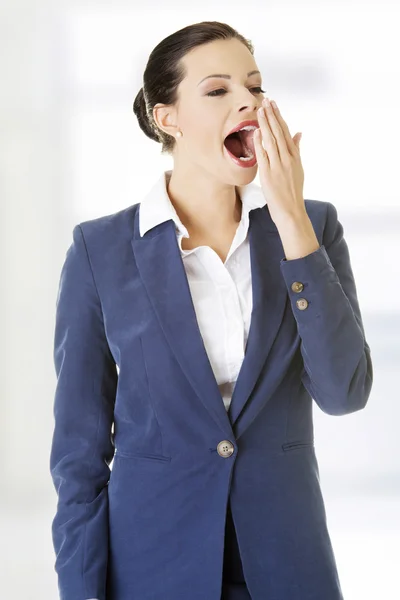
[1,0,399,598]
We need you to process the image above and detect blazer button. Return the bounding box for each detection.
[291,281,304,293]
[296,298,309,310]
[217,440,235,458]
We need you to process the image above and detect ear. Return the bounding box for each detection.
[153,104,179,139]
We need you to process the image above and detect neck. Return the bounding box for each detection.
[166,168,242,239]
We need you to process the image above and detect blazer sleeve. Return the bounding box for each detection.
[50,224,117,600]
[279,201,373,416]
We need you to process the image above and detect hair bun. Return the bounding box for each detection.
[133,87,160,143]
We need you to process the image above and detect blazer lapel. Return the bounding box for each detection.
[227,207,288,428]
[131,188,289,437]
[132,211,234,438]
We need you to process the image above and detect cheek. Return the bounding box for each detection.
[183,109,221,148]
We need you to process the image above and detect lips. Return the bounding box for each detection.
[225,119,259,138]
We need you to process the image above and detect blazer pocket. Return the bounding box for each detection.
[114,450,172,463]
[281,440,315,453]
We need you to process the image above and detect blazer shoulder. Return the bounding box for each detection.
[303,198,338,243]
[76,202,140,246]
[304,198,331,220]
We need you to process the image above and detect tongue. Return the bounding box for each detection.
[224,135,243,158]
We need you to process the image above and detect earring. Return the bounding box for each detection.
[176,130,182,138]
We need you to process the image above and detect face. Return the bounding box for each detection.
[153,38,265,184]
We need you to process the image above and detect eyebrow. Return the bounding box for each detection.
[197,70,261,86]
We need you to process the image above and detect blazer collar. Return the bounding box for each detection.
[139,169,278,239]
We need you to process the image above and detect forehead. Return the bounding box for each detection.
[180,38,259,83]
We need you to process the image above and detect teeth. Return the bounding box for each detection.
[238,126,256,159]
[239,152,254,161]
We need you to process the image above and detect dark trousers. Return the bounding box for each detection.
[221,499,252,599]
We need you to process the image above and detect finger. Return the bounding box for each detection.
[261,98,288,162]
[253,127,270,168]
[257,105,279,167]
[270,100,298,156]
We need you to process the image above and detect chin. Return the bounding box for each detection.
[229,164,258,185]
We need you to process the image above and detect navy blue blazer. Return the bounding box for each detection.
[50,192,373,600]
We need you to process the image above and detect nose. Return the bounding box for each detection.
[238,101,259,116]
[238,90,261,113]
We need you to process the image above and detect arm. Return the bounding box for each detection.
[279,201,373,415]
[50,224,117,600]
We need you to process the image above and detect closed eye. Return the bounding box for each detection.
[207,87,266,97]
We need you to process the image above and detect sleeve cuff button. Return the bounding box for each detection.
[296,298,309,310]
[291,281,304,293]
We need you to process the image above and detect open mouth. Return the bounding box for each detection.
[223,128,256,161]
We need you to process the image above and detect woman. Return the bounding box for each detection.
[49,21,373,600]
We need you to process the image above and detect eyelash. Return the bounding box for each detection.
[207,87,266,97]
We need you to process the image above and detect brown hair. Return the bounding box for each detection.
[132,21,254,155]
